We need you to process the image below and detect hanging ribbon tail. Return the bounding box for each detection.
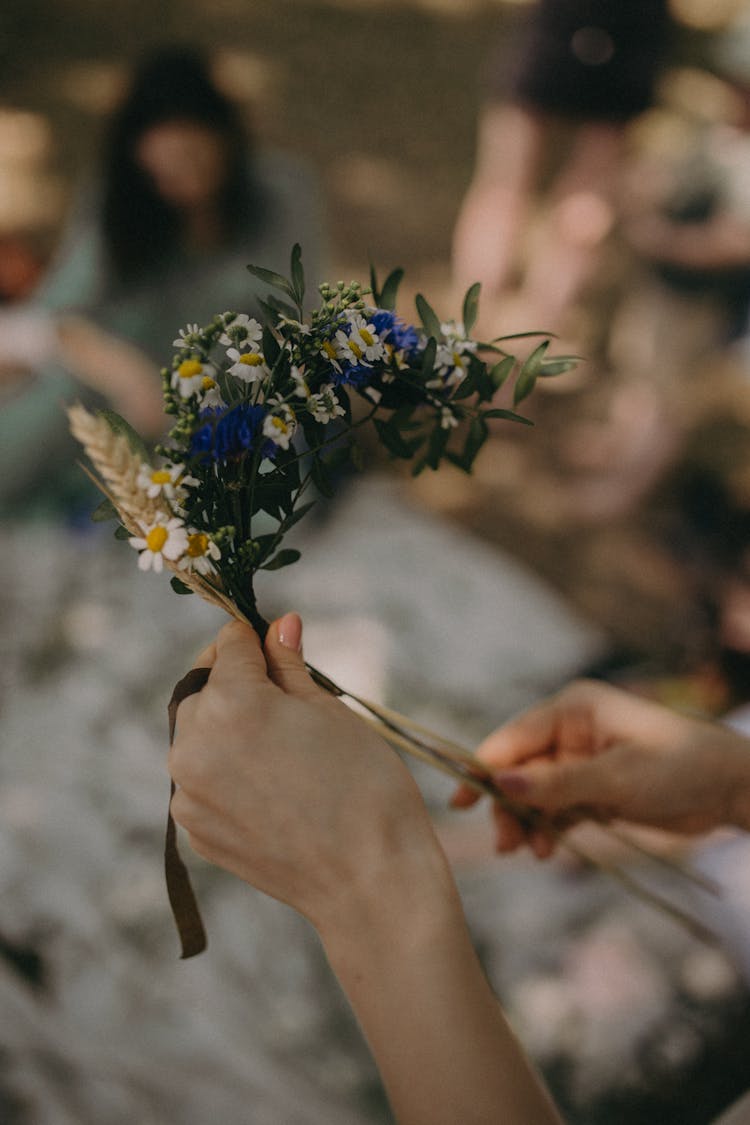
[166,666,212,959]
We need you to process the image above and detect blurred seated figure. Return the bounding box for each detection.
[612,19,750,382]
[451,0,671,337]
[0,45,326,520]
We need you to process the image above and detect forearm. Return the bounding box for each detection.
[319,844,562,1125]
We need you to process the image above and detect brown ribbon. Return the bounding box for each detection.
[166,666,212,958]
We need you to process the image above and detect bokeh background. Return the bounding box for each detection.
[3,1,750,1122]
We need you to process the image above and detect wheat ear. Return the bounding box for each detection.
[67,403,155,531]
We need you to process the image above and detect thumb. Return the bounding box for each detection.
[264,612,319,697]
[493,754,619,816]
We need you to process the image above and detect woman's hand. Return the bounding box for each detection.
[452,679,750,858]
[169,614,442,935]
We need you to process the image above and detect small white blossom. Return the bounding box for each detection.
[129,515,188,573]
[262,404,297,450]
[227,347,269,384]
[178,530,222,576]
[137,462,190,500]
[171,357,216,399]
[219,313,263,349]
[440,406,460,430]
[172,323,202,350]
[308,383,346,423]
[290,365,311,399]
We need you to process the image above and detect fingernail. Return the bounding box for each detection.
[277,612,302,652]
[493,771,529,796]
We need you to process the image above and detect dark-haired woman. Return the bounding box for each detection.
[0,47,326,518]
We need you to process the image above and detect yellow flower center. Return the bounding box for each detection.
[272,417,289,434]
[151,469,171,485]
[146,526,169,553]
[359,328,374,347]
[187,532,209,558]
[322,340,337,360]
[201,376,216,390]
[348,341,363,360]
[239,353,264,366]
[178,359,202,379]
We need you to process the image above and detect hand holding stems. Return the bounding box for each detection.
[452,679,750,859]
[169,614,562,1125]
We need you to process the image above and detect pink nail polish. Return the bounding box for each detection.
[278,612,302,652]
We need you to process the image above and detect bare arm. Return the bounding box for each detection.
[169,617,562,1125]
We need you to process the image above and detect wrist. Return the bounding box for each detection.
[316,830,463,976]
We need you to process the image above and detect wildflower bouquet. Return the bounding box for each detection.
[69,247,715,956]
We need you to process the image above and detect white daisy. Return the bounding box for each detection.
[171,357,216,399]
[178,530,221,576]
[129,516,188,573]
[219,313,263,349]
[319,338,343,373]
[262,405,297,450]
[226,347,269,384]
[137,462,189,500]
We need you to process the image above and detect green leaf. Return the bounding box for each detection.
[91,497,119,522]
[261,324,281,366]
[513,341,549,405]
[261,548,301,571]
[373,418,424,460]
[282,499,317,531]
[420,335,437,376]
[380,268,404,311]
[462,282,481,336]
[462,416,489,468]
[114,524,132,540]
[99,409,150,462]
[489,355,515,391]
[452,367,478,400]
[310,456,335,498]
[246,262,295,299]
[415,293,442,341]
[170,576,194,595]
[258,294,298,323]
[425,424,450,470]
[539,355,581,377]
[290,243,305,305]
[369,263,380,306]
[482,408,533,426]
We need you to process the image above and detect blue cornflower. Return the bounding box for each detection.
[190,404,267,461]
[371,310,420,358]
[330,363,372,389]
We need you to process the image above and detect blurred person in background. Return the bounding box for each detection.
[615,13,750,381]
[451,0,672,337]
[0,45,326,520]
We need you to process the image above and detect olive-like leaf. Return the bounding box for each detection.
[462,282,481,336]
[380,268,405,311]
[170,576,194,595]
[261,548,301,571]
[415,293,442,341]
